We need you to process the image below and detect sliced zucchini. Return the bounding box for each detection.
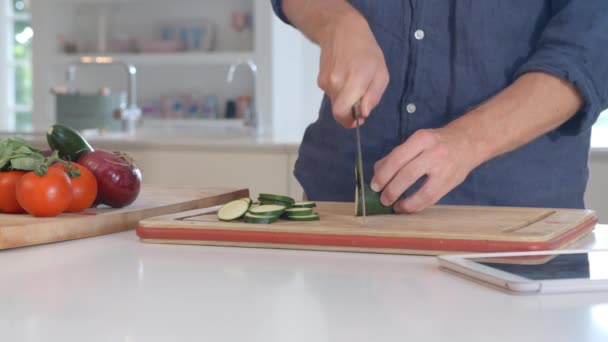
[248,204,286,217]
[244,213,279,224]
[284,207,314,216]
[217,199,251,221]
[239,197,253,206]
[258,198,293,208]
[258,193,295,205]
[292,201,316,208]
[286,213,320,221]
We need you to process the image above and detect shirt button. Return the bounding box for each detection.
[406,103,417,114]
[414,29,425,40]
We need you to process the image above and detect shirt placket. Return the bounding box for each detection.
[400,0,425,141]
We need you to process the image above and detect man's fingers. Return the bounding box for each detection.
[346,117,365,129]
[371,130,435,192]
[318,71,346,102]
[332,72,372,127]
[379,150,434,206]
[317,50,348,101]
[361,68,389,118]
[393,175,445,213]
[393,148,468,213]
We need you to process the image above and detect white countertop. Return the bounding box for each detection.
[4,122,608,155]
[2,226,607,342]
[0,130,301,154]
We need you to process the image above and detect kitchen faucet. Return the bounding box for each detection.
[66,57,142,134]
[226,59,259,132]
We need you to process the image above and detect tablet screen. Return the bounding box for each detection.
[468,251,608,281]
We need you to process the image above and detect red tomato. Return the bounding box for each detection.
[51,162,98,212]
[0,171,26,214]
[16,168,73,217]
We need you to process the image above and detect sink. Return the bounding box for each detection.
[78,118,257,142]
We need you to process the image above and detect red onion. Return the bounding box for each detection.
[78,150,142,208]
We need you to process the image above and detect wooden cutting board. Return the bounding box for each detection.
[0,185,248,250]
[136,202,598,255]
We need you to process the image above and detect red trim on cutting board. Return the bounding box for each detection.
[136,217,598,252]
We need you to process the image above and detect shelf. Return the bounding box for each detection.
[52,51,254,66]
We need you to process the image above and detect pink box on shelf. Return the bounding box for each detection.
[109,38,135,53]
[136,39,186,53]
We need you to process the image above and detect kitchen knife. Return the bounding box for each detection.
[352,99,367,222]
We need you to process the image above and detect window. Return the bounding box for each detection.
[1,0,32,132]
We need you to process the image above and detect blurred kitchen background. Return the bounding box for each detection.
[1,0,607,219]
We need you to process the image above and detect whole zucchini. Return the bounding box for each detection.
[47,124,94,161]
[355,160,394,216]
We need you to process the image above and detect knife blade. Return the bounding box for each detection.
[352,99,367,222]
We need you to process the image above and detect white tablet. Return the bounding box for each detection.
[438,249,608,294]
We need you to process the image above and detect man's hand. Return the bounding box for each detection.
[371,128,478,213]
[370,72,583,213]
[283,0,389,128]
[317,12,389,128]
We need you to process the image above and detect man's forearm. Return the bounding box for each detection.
[282,0,360,44]
[445,72,584,167]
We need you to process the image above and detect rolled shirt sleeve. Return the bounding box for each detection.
[514,0,608,134]
[271,0,292,25]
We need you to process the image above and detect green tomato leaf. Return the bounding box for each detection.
[10,156,42,171]
[0,137,45,171]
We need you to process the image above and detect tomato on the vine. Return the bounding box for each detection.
[51,162,98,212]
[16,168,73,217]
[0,171,26,214]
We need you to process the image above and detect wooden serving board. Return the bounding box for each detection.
[0,185,248,250]
[136,202,597,255]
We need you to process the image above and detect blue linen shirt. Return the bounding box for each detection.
[272,0,608,208]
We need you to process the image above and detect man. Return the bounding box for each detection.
[272,0,608,212]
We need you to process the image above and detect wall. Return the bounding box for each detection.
[270,11,322,141]
[587,150,608,222]
[0,4,9,130]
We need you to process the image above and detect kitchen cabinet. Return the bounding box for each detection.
[129,150,292,199]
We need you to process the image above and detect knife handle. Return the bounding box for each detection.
[351,99,362,121]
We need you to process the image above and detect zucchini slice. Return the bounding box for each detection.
[284,207,314,216]
[292,201,316,208]
[286,213,320,221]
[217,199,251,221]
[239,197,253,206]
[258,193,295,205]
[248,204,286,217]
[244,213,279,224]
